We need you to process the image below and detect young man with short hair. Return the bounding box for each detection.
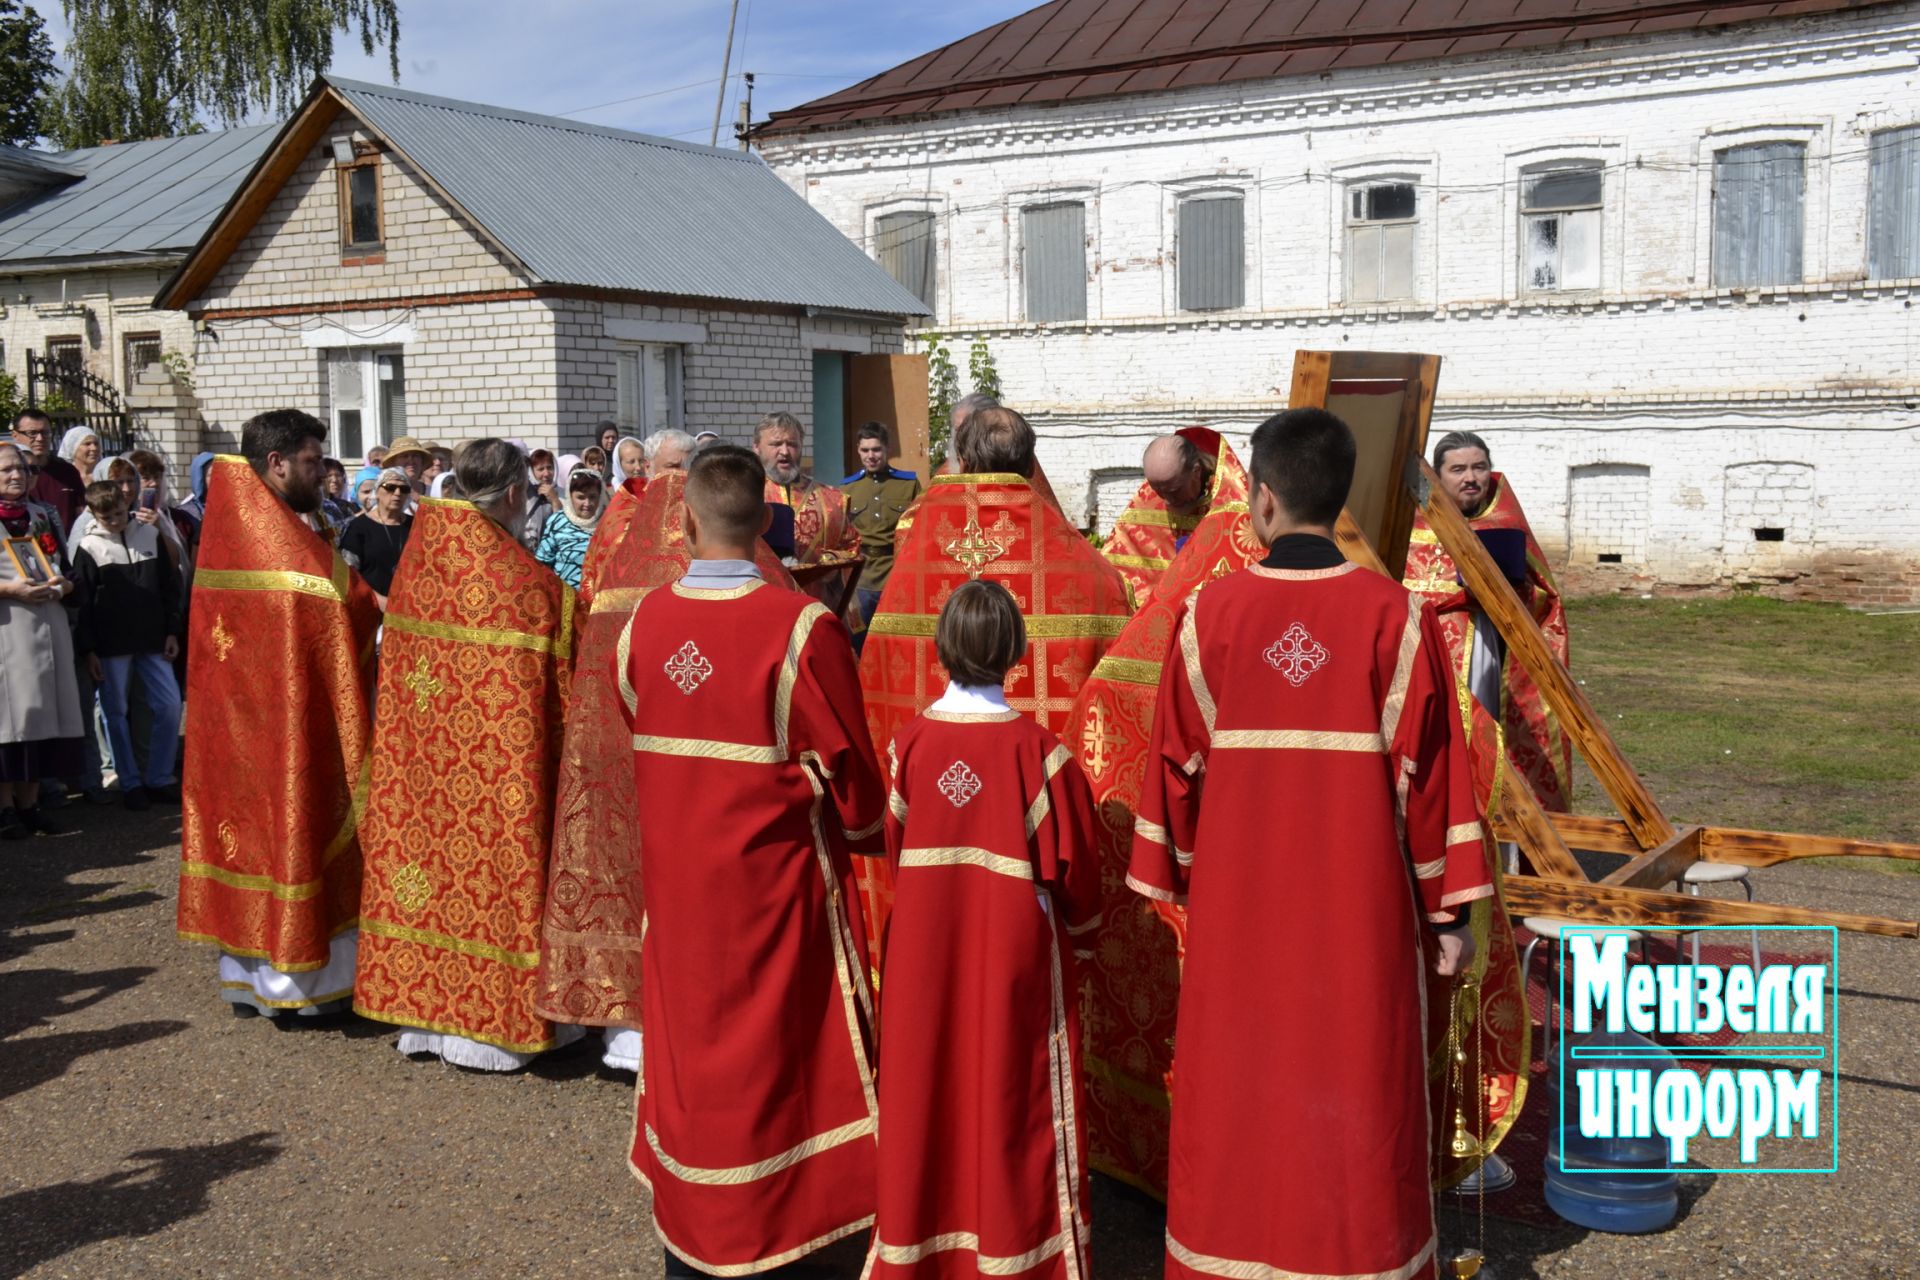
[619,444,883,1275]
[839,421,921,639]
[1130,408,1491,1280]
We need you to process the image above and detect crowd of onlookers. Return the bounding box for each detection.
[0,412,714,837]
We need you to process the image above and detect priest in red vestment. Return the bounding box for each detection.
[576,474,646,608]
[756,411,858,582]
[354,440,576,1070]
[858,406,1131,966]
[1131,410,1492,1280]
[536,471,794,1071]
[1403,431,1572,810]
[871,582,1099,1280]
[1101,428,1250,611]
[180,414,380,1018]
[621,446,882,1275]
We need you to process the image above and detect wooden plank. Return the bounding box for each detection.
[849,353,931,481]
[1371,352,1439,581]
[1699,826,1920,869]
[1415,458,1675,851]
[1600,824,1702,889]
[1546,813,1643,857]
[1504,874,1919,938]
[1288,350,1333,413]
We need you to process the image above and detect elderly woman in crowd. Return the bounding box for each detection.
[523,448,557,550]
[533,462,604,587]
[338,467,415,602]
[0,442,83,838]
[320,458,359,526]
[643,428,695,479]
[354,475,378,514]
[58,427,102,477]
[614,435,646,483]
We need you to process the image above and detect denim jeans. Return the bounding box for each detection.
[96,652,183,790]
[853,587,884,658]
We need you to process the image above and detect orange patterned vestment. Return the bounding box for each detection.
[353,500,576,1053]
[179,457,381,974]
[1402,472,1572,810]
[1100,427,1250,612]
[765,473,858,566]
[576,475,646,609]
[536,474,796,1028]
[857,472,1133,968]
[1067,508,1527,1199]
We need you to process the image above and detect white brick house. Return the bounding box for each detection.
[157,77,928,470]
[756,0,1920,604]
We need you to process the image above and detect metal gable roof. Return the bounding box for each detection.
[325,77,928,315]
[0,126,277,266]
[759,0,1910,134]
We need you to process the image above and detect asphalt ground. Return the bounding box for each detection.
[3,805,1917,1279]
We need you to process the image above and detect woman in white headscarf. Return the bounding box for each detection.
[613,435,646,484]
[57,427,101,475]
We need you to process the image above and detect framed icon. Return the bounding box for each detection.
[5,537,55,586]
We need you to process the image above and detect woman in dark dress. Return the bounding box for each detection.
[338,466,414,601]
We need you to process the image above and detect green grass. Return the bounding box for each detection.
[1563,597,1920,863]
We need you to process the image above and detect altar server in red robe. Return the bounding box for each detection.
[620,445,883,1276]
[1130,409,1492,1280]
[870,580,1099,1280]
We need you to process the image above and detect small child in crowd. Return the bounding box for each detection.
[869,579,1099,1280]
[72,481,184,811]
[534,467,603,587]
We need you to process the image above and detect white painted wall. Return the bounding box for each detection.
[760,3,1920,602]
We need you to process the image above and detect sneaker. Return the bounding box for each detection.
[151,782,182,805]
[38,787,70,810]
[122,787,152,812]
[0,809,25,841]
[83,787,116,806]
[17,806,62,835]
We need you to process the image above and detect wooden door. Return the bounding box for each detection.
[849,353,930,481]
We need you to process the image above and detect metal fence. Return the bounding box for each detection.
[25,351,135,455]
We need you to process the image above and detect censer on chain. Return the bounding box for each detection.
[1441,968,1489,1280]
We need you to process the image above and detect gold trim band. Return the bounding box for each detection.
[359,917,540,969]
[591,586,651,614]
[873,1228,1072,1275]
[671,580,767,601]
[1104,553,1172,571]
[868,613,1128,640]
[180,860,323,901]
[1023,745,1074,838]
[645,1115,874,1187]
[1446,821,1486,846]
[631,734,784,764]
[1211,729,1386,754]
[1165,1232,1435,1280]
[1092,656,1162,686]
[900,846,1034,882]
[384,611,570,658]
[194,567,341,602]
[653,1214,875,1279]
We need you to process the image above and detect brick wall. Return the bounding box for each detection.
[0,265,195,405]
[761,2,1920,602]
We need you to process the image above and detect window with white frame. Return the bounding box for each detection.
[326,347,406,464]
[1520,163,1602,292]
[1345,182,1417,303]
[1178,192,1245,312]
[615,343,682,434]
[875,210,937,311]
[1868,124,1920,281]
[1712,142,1805,288]
[1022,201,1088,323]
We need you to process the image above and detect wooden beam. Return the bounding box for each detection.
[1493,756,1586,881]
[1375,353,1439,582]
[1600,824,1702,889]
[1504,874,1918,938]
[1414,458,1675,850]
[1544,814,1643,857]
[1699,826,1920,869]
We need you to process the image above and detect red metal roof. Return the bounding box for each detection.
[759,0,1901,134]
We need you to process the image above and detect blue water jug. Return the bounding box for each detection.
[1542,1029,1681,1234]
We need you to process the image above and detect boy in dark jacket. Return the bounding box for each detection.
[72,482,183,810]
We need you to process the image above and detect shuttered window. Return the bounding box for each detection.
[1022,202,1087,323]
[1178,193,1245,311]
[1712,143,1804,288]
[1868,125,1920,281]
[1345,182,1418,303]
[876,211,937,311]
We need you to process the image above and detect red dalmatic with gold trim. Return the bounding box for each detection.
[1128,564,1493,1280]
[353,500,575,1054]
[857,472,1132,967]
[1402,472,1572,810]
[179,457,380,973]
[537,474,795,1028]
[1071,513,1528,1202]
[1100,428,1249,611]
[621,579,882,1273]
[871,711,1099,1280]
[576,475,647,608]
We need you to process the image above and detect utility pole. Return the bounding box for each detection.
[736,72,755,151]
[709,0,741,148]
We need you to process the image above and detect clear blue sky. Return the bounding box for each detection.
[36,0,1035,145]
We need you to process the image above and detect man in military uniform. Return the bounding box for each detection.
[839,421,921,649]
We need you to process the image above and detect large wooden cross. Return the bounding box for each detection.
[1289,349,1920,939]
